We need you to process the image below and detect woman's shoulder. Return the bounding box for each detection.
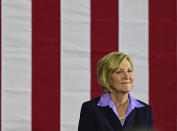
[129,94,152,110]
[136,100,152,107]
[82,97,100,106]
[81,97,100,111]
[135,99,153,113]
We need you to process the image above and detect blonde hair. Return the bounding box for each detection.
[97,52,133,92]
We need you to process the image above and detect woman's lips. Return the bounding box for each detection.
[121,82,131,84]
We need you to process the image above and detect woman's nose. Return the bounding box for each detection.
[123,72,129,79]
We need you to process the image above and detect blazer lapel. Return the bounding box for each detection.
[97,106,123,129]
[123,109,136,129]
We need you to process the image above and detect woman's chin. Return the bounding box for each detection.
[112,88,131,94]
[120,87,132,93]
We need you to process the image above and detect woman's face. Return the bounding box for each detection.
[110,60,134,93]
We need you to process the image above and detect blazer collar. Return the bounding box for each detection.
[97,93,144,126]
[97,93,144,109]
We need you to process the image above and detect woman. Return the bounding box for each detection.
[78,52,154,131]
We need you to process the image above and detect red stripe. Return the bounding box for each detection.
[149,0,177,130]
[0,0,1,130]
[91,0,119,99]
[32,0,60,130]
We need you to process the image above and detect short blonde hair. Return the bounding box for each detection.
[97,52,133,92]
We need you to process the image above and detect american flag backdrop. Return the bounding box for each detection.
[0,0,176,131]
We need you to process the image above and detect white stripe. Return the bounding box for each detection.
[1,0,32,131]
[61,0,90,131]
[119,0,149,103]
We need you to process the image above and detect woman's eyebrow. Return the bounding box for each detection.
[118,68,132,71]
[118,68,132,70]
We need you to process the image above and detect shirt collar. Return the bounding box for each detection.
[97,93,144,126]
[97,92,144,109]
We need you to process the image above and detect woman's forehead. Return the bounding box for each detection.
[118,60,132,69]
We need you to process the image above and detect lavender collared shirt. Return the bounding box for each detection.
[97,93,144,126]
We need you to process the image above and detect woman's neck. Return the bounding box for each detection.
[110,91,129,107]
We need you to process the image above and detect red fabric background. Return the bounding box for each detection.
[32,0,60,130]
[149,0,177,130]
[91,0,119,99]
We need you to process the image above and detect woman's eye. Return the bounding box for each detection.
[116,71,122,74]
[128,70,132,73]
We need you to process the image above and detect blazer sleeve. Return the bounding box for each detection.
[148,106,154,131]
[78,102,96,131]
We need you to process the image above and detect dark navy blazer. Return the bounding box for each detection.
[78,97,153,131]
